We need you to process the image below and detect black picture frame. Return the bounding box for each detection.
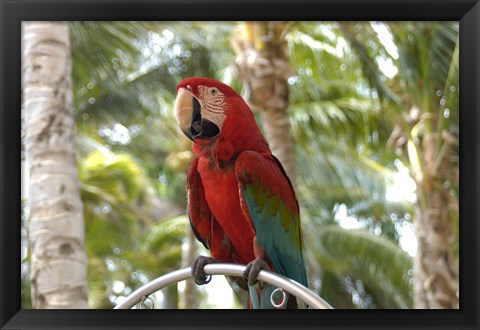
[1,0,479,329]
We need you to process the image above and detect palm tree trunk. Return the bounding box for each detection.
[162,284,179,309]
[22,21,89,308]
[233,22,297,186]
[412,133,458,308]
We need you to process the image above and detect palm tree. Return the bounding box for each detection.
[340,22,459,308]
[282,21,415,308]
[22,21,89,308]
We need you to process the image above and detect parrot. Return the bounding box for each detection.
[173,77,307,309]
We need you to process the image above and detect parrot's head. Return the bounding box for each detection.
[174,77,244,142]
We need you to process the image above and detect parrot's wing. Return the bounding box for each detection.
[235,151,308,288]
[187,157,212,249]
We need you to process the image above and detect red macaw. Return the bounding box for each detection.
[174,77,307,309]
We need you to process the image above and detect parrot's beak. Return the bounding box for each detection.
[174,88,220,141]
[174,88,196,141]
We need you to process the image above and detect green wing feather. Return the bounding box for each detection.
[236,151,308,288]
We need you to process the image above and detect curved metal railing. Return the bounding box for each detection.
[114,263,333,309]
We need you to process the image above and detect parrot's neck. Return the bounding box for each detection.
[192,117,271,166]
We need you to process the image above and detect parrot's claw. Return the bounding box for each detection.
[191,256,219,285]
[243,258,270,287]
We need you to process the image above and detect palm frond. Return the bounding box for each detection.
[310,225,413,308]
[338,22,402,106]
[389,22,459,105]
[70,21,152,87]
[296,137,393,212]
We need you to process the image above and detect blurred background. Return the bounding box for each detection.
[21,21,459,309]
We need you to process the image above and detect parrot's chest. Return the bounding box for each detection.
[197,157,241,216]
[197,157,256,262]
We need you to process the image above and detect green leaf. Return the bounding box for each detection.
[311,225,413,308]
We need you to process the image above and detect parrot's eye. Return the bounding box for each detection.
[209,87,218,96]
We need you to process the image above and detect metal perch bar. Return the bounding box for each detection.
[114,263,333,309]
